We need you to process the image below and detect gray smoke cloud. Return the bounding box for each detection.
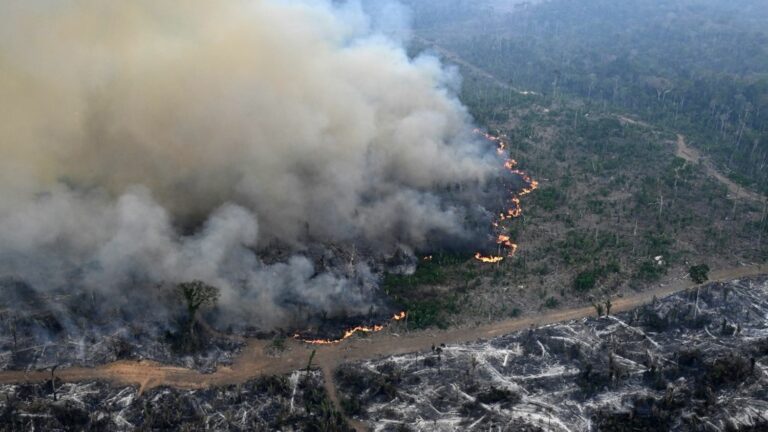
[0,0,497,330]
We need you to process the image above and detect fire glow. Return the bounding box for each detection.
[295,311,407,345]
[473,130,538,264]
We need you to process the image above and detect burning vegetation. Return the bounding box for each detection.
[293,312,407,345]
[473,130,539,264]
[0,0,522,362]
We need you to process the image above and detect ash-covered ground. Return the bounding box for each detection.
[0,279,246,373]
[335,276,768,431]
[0,244,419,373]
[0,370,350,431]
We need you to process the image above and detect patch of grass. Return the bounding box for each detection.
[573,262,621,292]
[574,270,598,292]
[543,296,559,309]
[381,253,472,330]
[635,260,666,282]
[382,252,469,295]
[533,187,566,211]
[383,262,445,291]
[399,295,460,330]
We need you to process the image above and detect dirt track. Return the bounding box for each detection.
[414,36,537,97]
[674,134,765,202]
[675,134,765,202]
[2,263,766,391]
[617,116,764,203]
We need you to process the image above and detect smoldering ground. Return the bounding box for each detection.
[0,0,505,354]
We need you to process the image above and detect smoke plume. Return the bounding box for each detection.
[0,0,496,330]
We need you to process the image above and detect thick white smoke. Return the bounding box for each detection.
[0,0,496,329]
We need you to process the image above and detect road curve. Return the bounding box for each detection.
[675,134,765,202]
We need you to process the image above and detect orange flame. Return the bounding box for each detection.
[473,130,537,263]
[474,128,508,155]
[474,252,504,263]
[295,312,407,345]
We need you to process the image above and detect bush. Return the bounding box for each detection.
[689,264,710,284]
[401,299,455,330]
[574,263,620,292]
[534,187,565,211]
[574,270,598,291]
[544,296,559,309]
[635,260,665,282]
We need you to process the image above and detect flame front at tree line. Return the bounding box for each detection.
[295,132,534,343]
[473,130,538,263]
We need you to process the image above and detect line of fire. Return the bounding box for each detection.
[473,130,539,264]
[295,131,537,345]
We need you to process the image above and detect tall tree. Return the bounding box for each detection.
[176,281,219,337]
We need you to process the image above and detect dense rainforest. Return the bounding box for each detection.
[406,0,768,193]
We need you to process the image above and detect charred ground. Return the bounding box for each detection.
[0,371,350,431]
[335,276,768,431]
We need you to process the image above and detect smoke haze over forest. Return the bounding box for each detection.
[0,0,498,329]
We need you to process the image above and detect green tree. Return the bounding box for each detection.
[176,280,219,336]
[689,264,710,284]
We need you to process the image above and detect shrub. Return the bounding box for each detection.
[574,270,598,291]
[689,264,710,284]
[544,296,559,309]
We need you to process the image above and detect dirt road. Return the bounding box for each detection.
[1,264,765,432]
[411,38,761,204]
[414,36,537,97]
[617,116,764,203]
[2,263,766,391]
[674,134,765,202]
